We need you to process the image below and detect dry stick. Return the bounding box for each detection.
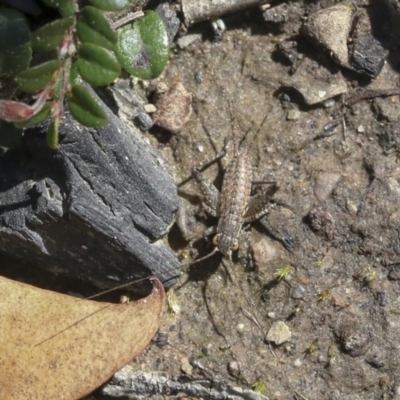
[181,0,271,25]
[294,390,311,400]
[346,88,400,106]
[110,10,144,29]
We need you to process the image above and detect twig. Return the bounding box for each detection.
[102,366,270,400]
[182,0,271,25]
[346,88,400,106]
[110,11,144,29]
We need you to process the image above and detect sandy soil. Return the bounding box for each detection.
[125,2,400,400]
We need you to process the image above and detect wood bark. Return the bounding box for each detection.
[102,366,269,400]
[0,88,180,289]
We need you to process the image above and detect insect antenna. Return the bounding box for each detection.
[239,110,270,148]
[227,98,240,155]
[34,276,155,347]
[188,247,220,266]
[85,276,152,300]
[226,87,271,158]
[177,106,230,188]
[221,256,238,285]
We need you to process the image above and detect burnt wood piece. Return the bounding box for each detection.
[0,89,180,289]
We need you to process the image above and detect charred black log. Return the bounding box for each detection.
[0,89,180,290]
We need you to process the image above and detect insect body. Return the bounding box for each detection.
[191,144,278,261]
[212,149,252,257]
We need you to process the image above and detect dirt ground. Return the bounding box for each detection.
[122,2,400,400]
[4,1,399,399]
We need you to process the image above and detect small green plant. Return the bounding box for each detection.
[166,289,181,316]
[316,288,331,303]
[327,343,337,365]
[364,269,377,284]
[303,339,318,357]
[252,379,267,395]
[274,265,293,281]
[0,0,170,149]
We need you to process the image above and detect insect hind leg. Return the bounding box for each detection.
[244,182,279,223]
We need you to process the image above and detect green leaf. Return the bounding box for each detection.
[70,61,80,85]
[31,17,74,52]
[0,120,23,148]
[41,0,71,9]
[115,10,169,80]
[14,103,52,128]
[88,0,130,11]
[46,117,59,149]
[76,43,120,86]
[77,6,117,50]
[68,85,107,127]
[0,8,32,78]
[16,60,61,93]
[58,2,74,17]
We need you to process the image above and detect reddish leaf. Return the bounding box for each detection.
[0,100,34,122]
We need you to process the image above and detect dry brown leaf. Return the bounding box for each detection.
[0,275,165,399]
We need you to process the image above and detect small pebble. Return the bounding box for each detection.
[261,291,270,303]
[156,82,168,93]
[177,33,202,49]
[152,332,169,348]
[318,90,327,98]
[227,360,241,377]
[283,58,348,105]
[365,352,386,369]
[144,104,156,113]
[263,3,289,24]
[194,71,203,84]
[284,344,294,354]
[318,354,328,364]
[153,81,193,133]
[292,285,306,299]
[323,99,336,108]
[180,357,193,375]
[201,346,210,356]
[267,311,276,319]
[266,321,292,345]
[346,200,358,214]
[236,323,245,332]
[337,320,371,357]
[251,237,280,269]
[293,358,302,367]
[357,125,365,133]
[314,172,341,202]
[287,109,301,120]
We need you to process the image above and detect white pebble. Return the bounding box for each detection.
[357,125,365,133]
[266,321,292,345]
[293,358,302,367]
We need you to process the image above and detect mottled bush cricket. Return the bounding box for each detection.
[179,100,279,272]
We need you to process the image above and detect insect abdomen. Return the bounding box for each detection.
[216,155,252,254]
